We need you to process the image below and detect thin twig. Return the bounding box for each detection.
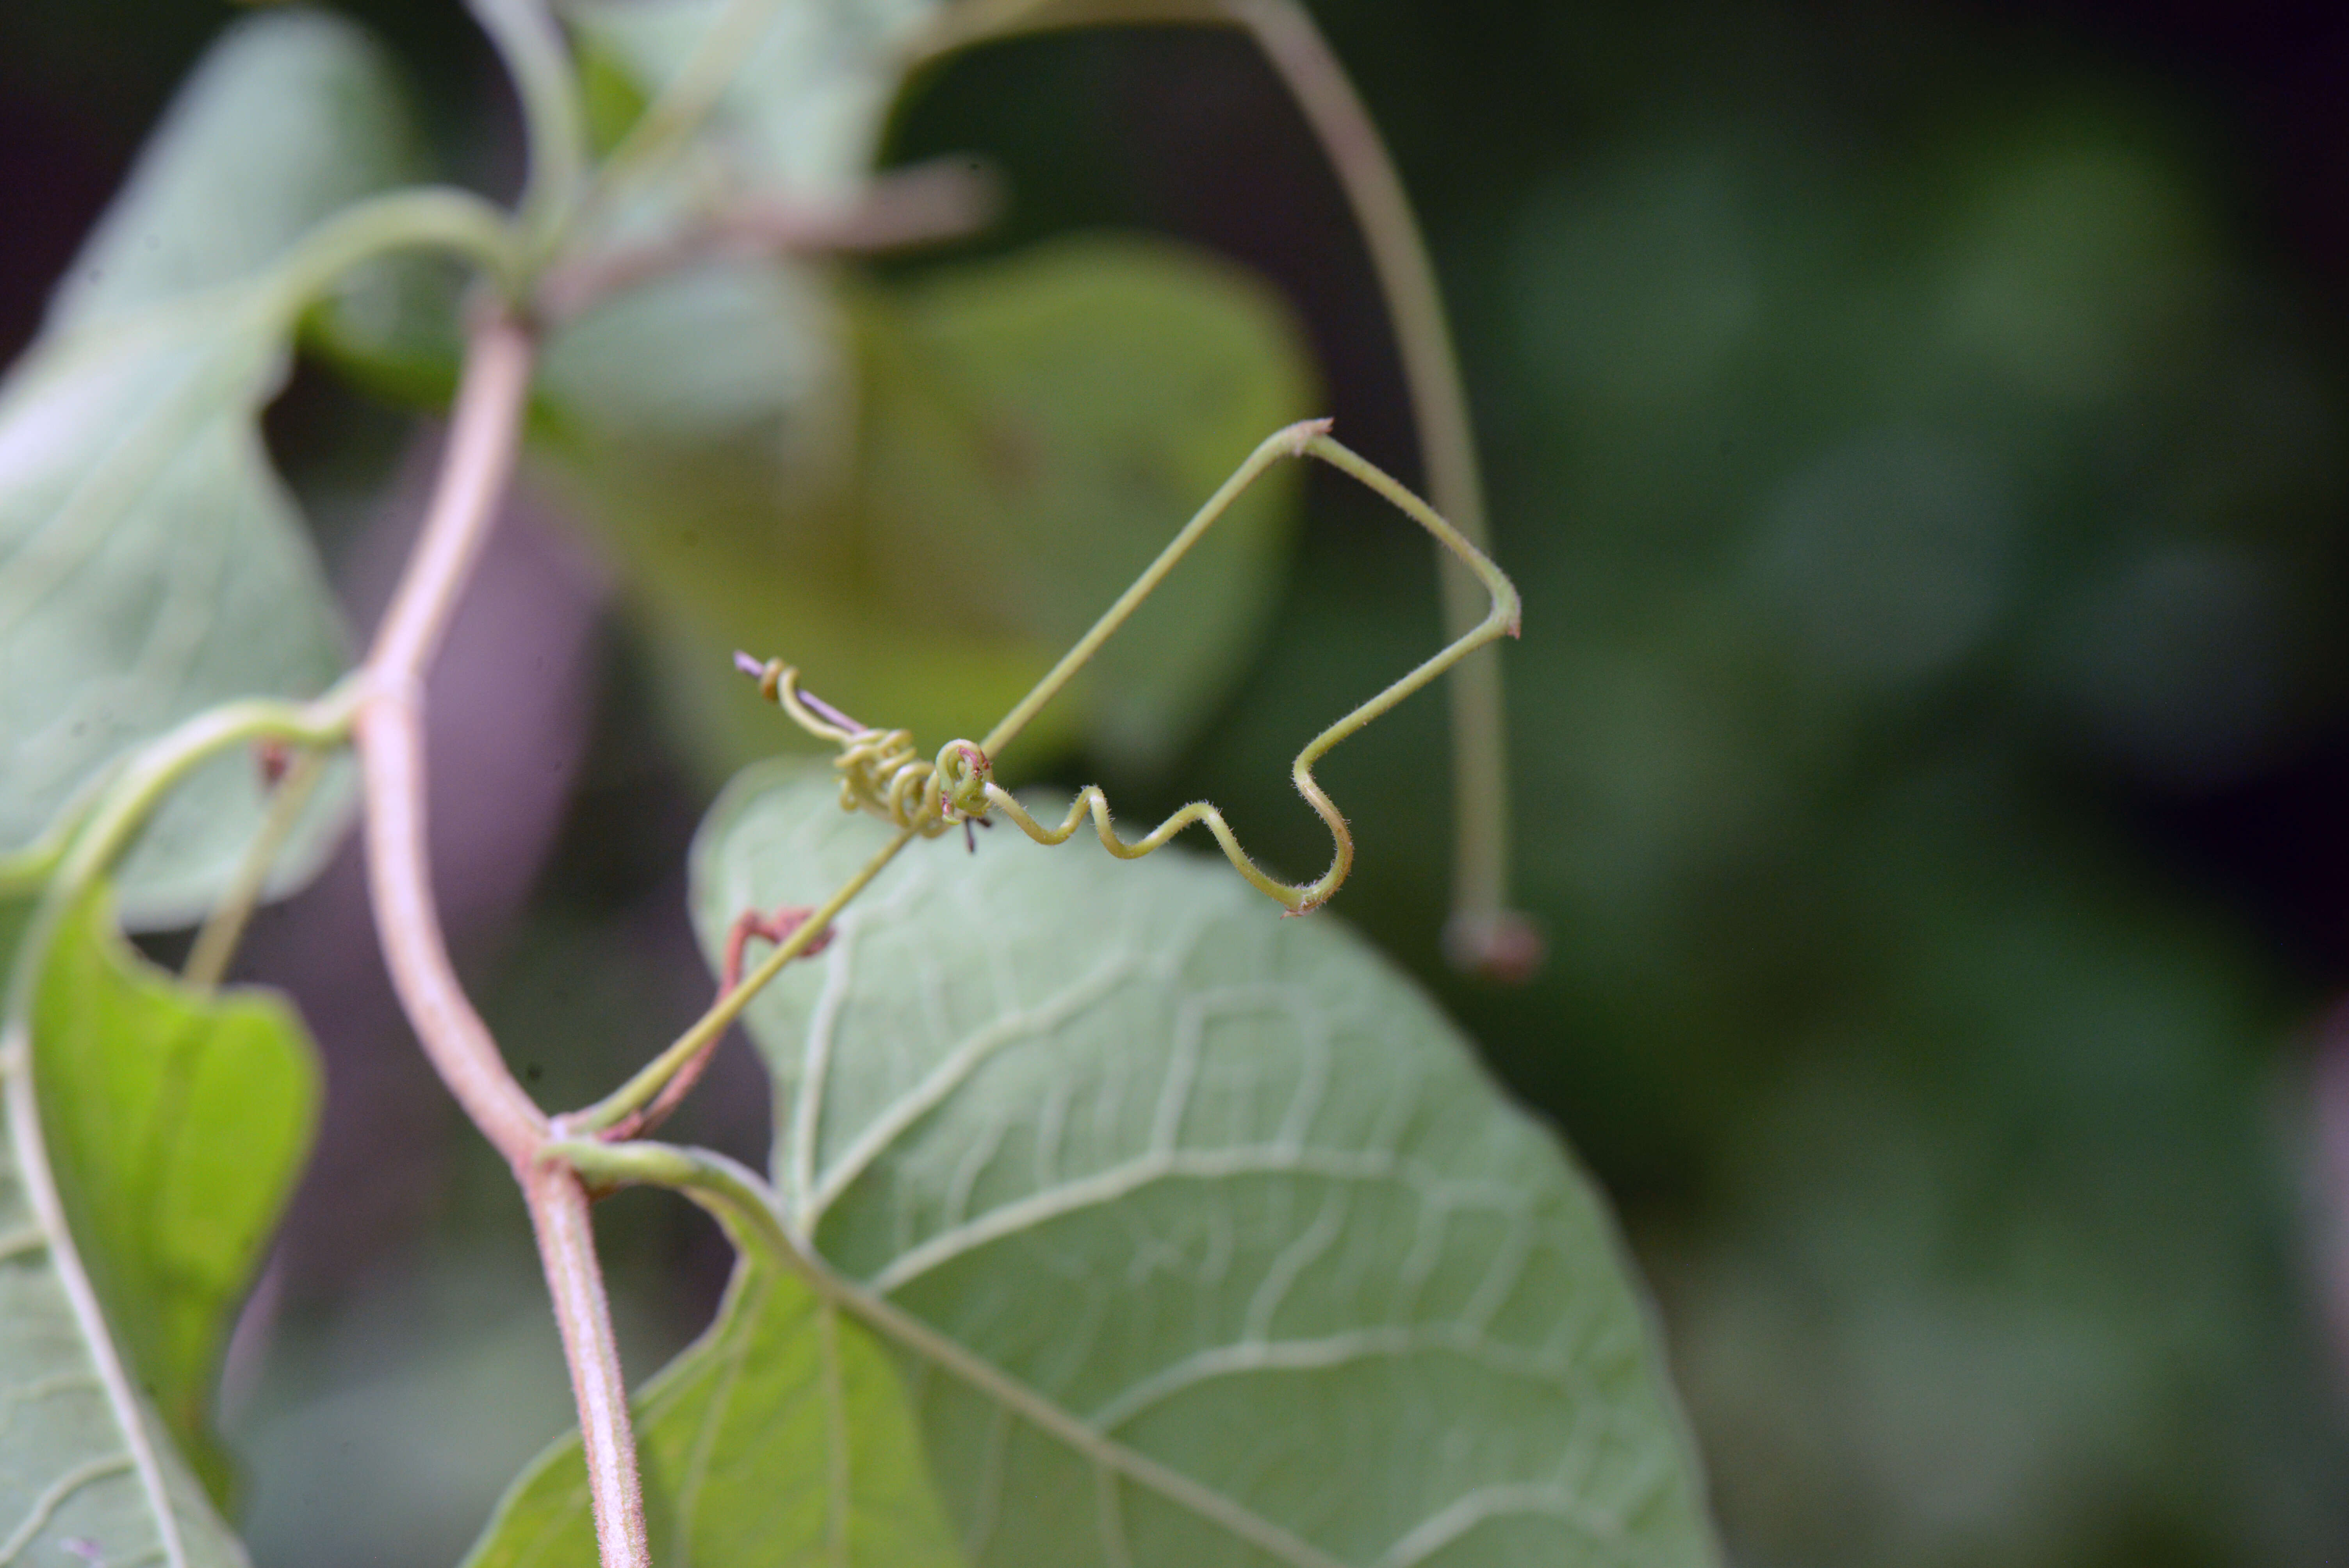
[602,906,831,1142]
[355,313,650,1568]
[181,745,331,994]
[1223,0,1531,972]
[535,156,999,323]
[570,826,917,1137]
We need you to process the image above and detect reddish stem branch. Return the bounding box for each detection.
[603,905,828,1142]
[524,1159,649,1556]
[356,313,651,1568]
[360,317,549,1160]
[535,155,998,323]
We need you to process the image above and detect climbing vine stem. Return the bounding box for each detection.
[356,312,649,1568]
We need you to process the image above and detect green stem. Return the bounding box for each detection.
[4,685,364,1054]
[46,691,363,909]
[267,187,522,321]
[955,424,1515,916]
[567,824,918,1136]
[1223,0,1514,928]
[181,745,334,994]
[467,0,591,261]
[980,424,1309,758]
[0,759,127,898]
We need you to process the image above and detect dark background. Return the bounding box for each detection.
[8,1,2349,1563]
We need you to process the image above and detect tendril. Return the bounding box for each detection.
[739,420,1520,916]
[732,654,989,841]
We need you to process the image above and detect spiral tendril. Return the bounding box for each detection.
[739,421,1519,916]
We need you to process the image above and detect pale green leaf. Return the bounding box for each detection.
[463,1258,962,1568]
[0,879,320,1564]
[32,883,321,1503]
[0,298,355,928]
[538,235,1311,782]
[565,0,942,201]
[0,11,416,925]
[46,10,425,335]
[691,767,1721,1568]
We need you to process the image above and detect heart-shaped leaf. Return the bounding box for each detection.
[0,880,321,1559]
[0,11,420,926]
[462,1258,961,1568]
[690,766,1720,1567]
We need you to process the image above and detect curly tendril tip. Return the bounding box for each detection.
[736,422,1520,918]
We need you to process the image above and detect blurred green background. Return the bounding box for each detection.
[9,0,2349,1563]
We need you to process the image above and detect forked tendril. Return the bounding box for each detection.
[741,420,1520,916]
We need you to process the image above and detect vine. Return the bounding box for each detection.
[0,4,1558,1565]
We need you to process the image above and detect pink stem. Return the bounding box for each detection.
[356,312,650,1568]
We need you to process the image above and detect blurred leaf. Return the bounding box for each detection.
[33,882,321,1507]
[1928,125,2220,408]
[539,235,1312,780]
[860,237,1312,768]
[44,11,423,334]
[576,31,654,155]
[0,10,422,925]
[552,253,850,447]
[565,0,941,200]
[0,293,355,928]
[690,766,1720,1568]
[464,1259,961,1568]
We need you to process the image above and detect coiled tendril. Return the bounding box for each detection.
[733,658,988,840]
[741,420,1519,916]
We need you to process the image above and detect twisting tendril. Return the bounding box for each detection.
[738,419,1520,916]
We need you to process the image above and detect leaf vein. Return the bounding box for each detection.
[0,1451,135,1565]
[865,1146,1533,1295]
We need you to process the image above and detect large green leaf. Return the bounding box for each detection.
[32,883,321,1502]
[0,880,320,1563]
[0,11,414,926]
[464,1258,961,1568]
[690,767,1719,1568]
[538,235,1312,780]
